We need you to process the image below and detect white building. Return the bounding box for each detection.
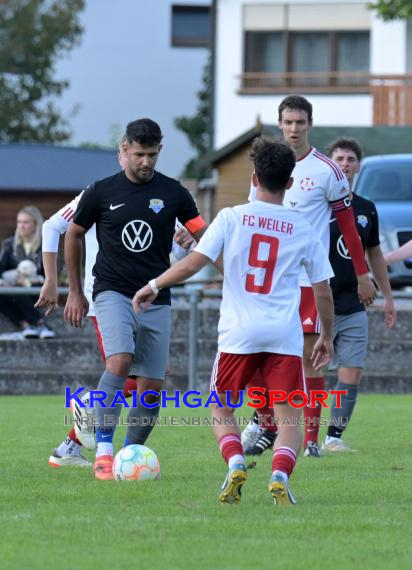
[55,0,211,177]
[214,0,412,148]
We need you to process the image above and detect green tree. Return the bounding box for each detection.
[174,57,211,178]
[369,0,412,20]
[0,0,84,143]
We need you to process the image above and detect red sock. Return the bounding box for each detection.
[68,428,82,446]
[304,376,325,446]
[272,447,297,478]
[219,434,243,464]
[123,377,138,398]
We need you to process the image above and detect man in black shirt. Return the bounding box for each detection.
[323,137,396,452]
[64,118,207,479]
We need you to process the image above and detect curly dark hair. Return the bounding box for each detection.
[250,136,295,193]
[125,118,163,146]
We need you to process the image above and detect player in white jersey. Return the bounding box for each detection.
[133,138,335,506]
[245,95,376,458]
[36,144,193,467]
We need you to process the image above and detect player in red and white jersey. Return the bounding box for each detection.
[250,146,348,268]
[133,138,335,506]
[246,95,376,458]
[36,144,194,468]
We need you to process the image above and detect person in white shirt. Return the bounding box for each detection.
[245,95,376,458]
[132,137,335,506]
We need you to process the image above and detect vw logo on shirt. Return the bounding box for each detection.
[122,220,153,252]
[337,235,351,260]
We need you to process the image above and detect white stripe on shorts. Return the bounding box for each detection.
[210,351,221,392]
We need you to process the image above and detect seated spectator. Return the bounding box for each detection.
[0,206,55,339]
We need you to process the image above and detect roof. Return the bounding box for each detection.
[0,143,119,191]
[201,125,412,170]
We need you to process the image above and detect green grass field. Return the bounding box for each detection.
[1,394,411,570]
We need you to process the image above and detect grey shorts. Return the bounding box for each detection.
[94,290,171,380]
[330,311,368,370]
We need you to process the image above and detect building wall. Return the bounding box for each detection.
[54,0,210,178]
[370,15,407,73]
[214,0,408,148]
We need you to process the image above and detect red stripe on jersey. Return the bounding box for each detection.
[330,197,351,212]
[297,146,313,162]
[184,215,206,235]
[313,150,344,181]
[62,207,74,220]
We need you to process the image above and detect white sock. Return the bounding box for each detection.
[56,437,81,457]
[249,422,260,434]
[228,454,245,468]
[272,469,288,483]
[96,442,113,458]
[325,435,340,443]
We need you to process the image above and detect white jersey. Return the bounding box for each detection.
[195,201,333,356]
[42,192,189,317]
[42,191,98,316]
[249,147,349,285]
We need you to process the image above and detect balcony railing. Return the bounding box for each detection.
[239,71,374,93]
[238,72,412,125]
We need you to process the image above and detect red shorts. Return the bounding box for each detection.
[299,287,320,334]
[210,352,305,400]
[90,316,106,360]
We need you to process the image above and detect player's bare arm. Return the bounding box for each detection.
[181,221,225,274]
[311,280,334,370]
[132,251,211,312]
[384,239,412,265]
[64,222,89,327]
[366,245,396,328]
[34,251,59,316]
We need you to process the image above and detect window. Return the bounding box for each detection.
[243,30,370,89]
[244,32,284,73]
[171,5,211,48]
[337,32,370,72]
[291,33,330,73]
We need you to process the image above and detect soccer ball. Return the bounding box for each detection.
[112,444,160,481]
